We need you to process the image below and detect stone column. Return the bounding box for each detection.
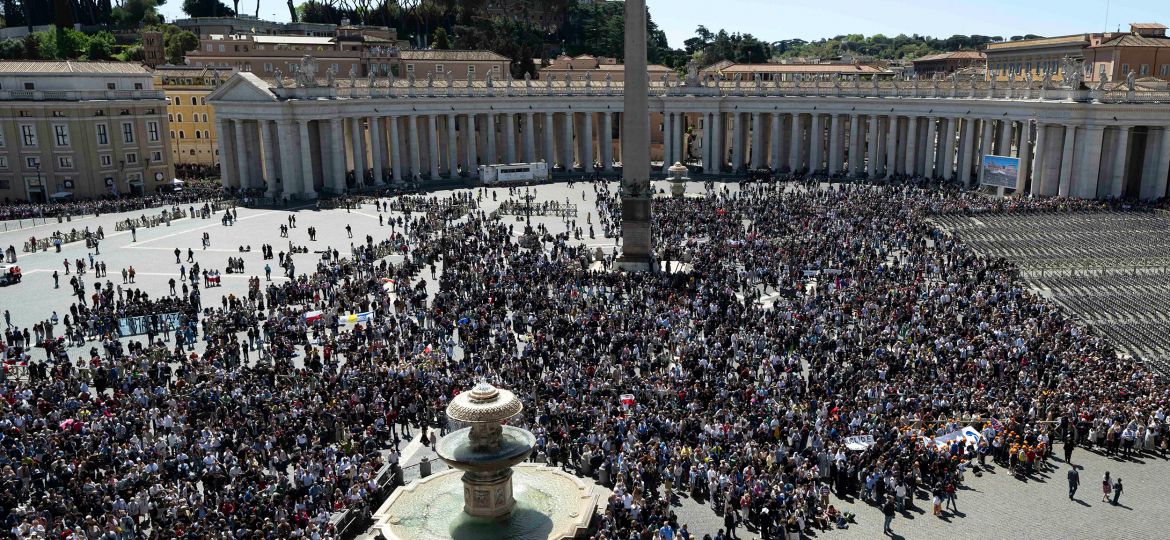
[728,112,741,171]
[330,118,345,192]
[662,111,673,166]
[1109,127,1130,198]
[215,118,236,189]
[942,118,957,180]
[885,115,897,178]
[427,115,441,179]
[905,116,918,177]
[808,113,822,173]
[789,113,803,172]
[923,117,937,178]
[750,112,763,170]
[712,112,723,172]
[258,120,277,195]
[959,118,976,186]
[388,116,403,183]
[674,112,684,165]
[1030,122,1047,196]
[524,112,536,164]
[408,115,421,181]
[1074,125,1105,198]
[602,112,614,171]
[769,113,782,170]
[998,119,1012,155]
[503,113,517,164]
[866,115,878,177]
[298,120,317,197]
[848,114,861,176]
[1148,128,1170,199]
[370,116,384,184]
[276,119,299,198]
[233,120,251,191]
[1015,121,1032,192]
[1057,125,1077,197]
[980,118,995,179]
[824,114,840,174]
[583,111,595,172]
[465,114,478,176]
[446,114,459,176]
[484,113,497,167]
[543,112,556,168]
[350,117,366,182]
[562,111,575,169]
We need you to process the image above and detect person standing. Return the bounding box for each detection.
[1067,466,1080,499]
[1101,471,1112,502]
[1112,477,1123,505]
[882,495,896,535]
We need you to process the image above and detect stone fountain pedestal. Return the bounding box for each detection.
[368,382,598,539]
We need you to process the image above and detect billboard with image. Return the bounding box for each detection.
[981,155,1020,189]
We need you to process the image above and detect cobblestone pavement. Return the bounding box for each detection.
[6,181,1170,539]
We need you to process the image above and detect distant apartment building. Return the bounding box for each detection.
[154,66,231,167]
[0,61,173,202]
[184,29,507,80]
[486,0,566,32]
[911,51,986,77]
[538,55,676,82]
[700,61,891,82]
[984,34,1090,81]
[1085,23,1170,82]
[174,15,340,38]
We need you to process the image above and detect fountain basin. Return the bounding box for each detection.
[370,464,599,540]
[436,426,536,473]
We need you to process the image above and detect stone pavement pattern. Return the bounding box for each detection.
[4,181,1170,540]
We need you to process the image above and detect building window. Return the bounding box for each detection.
[1121,63,1130,75]
[468,66,476,74]
[0,156,7,168]
[1140,64,1150,76]
[23,82,34,90]
[200,98,205,105]
[20,125,36,146]
[152,151,162,161]
[54,125,69,146]
[134,83,143,90]
[204,130,209,139]
[168,114,174,122]
[148,121,159,142]
[202,114,208,122]
[1162,64,1169,77]
[179,131,185,139]
[406,64,415,73]
[177,113,183,123]
[170,130,175,139]
[125,153,137,164]
[100,155,112,167]
[107,82,116,90]
[122,122,135,143]
[96,124,109,145]
[174,97,180,105]
[435,64,444,74]
[195,130,202,139]
[191,97,198,105]
[25,156,39,169]
[58,156,73,169]
[52,111,65,117]
[264,63,273,72]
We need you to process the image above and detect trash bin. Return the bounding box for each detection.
[419,457,432,478]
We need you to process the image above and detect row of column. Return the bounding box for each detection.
[218,110,1170,200]
[219,111,624,198]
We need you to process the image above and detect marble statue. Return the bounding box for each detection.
[524,72,532,88]
[584,72,592,88]
[547,73,554,89]
[685,59,699,86]
[274,69,284,88]
[854,74,861,90]
[296,55,317,88]
[604,73,612,89]
[1095,65,1108,91]
[1127,70,1136,91]
[426,72,434,88]
[754,73,762,89]
[485,71,493,88]
[1041,70,1051,90]
[348,65,357,88]
[213,69,222,86]
[367,71,376,89]
[833,75,841,90]
[325,65,336,88]
[407,72,415,87]
[467,69,474,88]
[872,74,879,91]
[446,70,454,87]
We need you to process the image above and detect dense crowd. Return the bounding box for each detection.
[1,177,1167,540]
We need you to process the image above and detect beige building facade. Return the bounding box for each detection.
[0,61,173,203]
[154,66,231,166]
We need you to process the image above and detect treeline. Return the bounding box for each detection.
[772,33,1045,61]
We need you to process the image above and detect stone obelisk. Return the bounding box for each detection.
[617,0,652,270]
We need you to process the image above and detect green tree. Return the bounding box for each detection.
[165,29,199,64]
[85,31,116,60]
[0,39,24,59]
[55,27,90,59]
[430,26,450,49]
[181,0,233,18]
[112,0,164,28]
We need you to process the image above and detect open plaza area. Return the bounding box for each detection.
[2,177,1170,539]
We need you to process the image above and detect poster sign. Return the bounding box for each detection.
[340,312,375,325]
[619,394,636,407]
[116,312,186,337]
[981,155,1020,189]
[924,426,983,450]
[844,434,876,451]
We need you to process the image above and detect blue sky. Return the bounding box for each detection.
[160,0,1164,48]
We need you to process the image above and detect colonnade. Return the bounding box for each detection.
[218,110,624,198]
[212,85,1170,201]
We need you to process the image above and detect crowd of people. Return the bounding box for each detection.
[1,176,1167,540]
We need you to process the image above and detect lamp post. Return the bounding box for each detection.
[35,162,43,202]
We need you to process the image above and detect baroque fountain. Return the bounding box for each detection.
[370,382,598,539]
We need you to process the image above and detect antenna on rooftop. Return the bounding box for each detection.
[1103,0,1111,33]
